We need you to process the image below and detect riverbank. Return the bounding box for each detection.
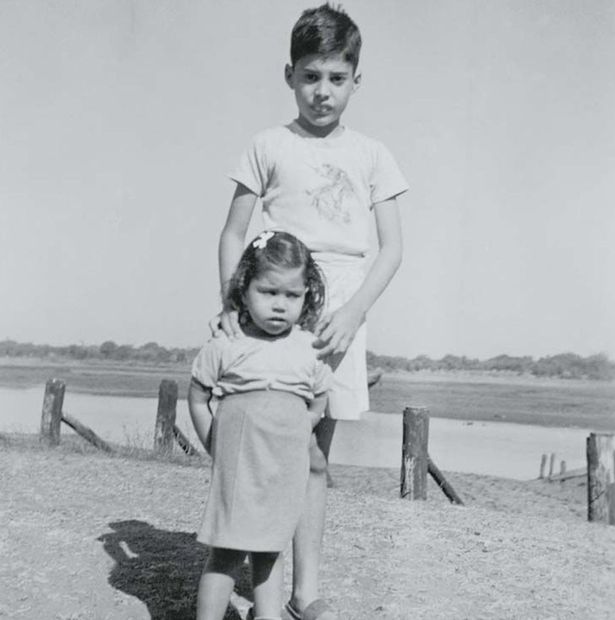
[1,359,614,430]
[0,386,594,479]
[2,435,614,620]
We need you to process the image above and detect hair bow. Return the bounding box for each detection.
[252,230,275,249]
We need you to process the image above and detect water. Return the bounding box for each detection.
[0,386,592,480]
[331,413,589,479]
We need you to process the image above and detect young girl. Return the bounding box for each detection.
[189,231,332,620]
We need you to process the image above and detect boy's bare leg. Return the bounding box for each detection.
[251,551,284,618]
[290,417,337,615]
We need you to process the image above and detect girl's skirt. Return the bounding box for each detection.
[198,390,312,552]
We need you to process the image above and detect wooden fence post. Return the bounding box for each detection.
[400,406,429,500]
[548,452,556,480]
[40,379,65,446]
[154,379,178,454]
[587,433,615,525]
[538,454,547,479]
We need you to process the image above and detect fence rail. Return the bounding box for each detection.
[36,376,614,522]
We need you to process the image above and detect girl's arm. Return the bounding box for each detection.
[314,197,403,358]
[212,183,258,337]
[187,378,214,453]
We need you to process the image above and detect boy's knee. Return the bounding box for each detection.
[308,435,328,474]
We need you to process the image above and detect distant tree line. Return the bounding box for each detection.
[1,339,613,380]
[366,351,615,381]
[0,339,199,365]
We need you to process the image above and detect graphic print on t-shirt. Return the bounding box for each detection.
[306,164,357,224]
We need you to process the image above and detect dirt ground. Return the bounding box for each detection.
[2,435,615,620]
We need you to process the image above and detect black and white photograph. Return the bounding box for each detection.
[2,1,614,618]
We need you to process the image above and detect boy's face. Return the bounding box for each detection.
[285,54,360,136]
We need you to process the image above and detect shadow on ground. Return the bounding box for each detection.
[98,519,252,620]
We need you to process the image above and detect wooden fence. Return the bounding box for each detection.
[400,406,464,505]
[37,376,614,523]
[538,439,615,526]
[39,377,199,457]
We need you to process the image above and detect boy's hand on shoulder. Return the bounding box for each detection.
[313,305,365,360]
[209,309,242,339]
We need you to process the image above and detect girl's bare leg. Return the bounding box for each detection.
[197,547,246,620]
[251,551,284,618]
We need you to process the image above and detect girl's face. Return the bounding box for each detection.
[242,265,307,336]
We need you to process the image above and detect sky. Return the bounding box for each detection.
[1,0,614,360]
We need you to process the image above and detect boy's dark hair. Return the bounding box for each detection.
[225,231,326,332]
[290,3,362,71]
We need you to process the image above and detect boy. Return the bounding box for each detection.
[212,5,408,619]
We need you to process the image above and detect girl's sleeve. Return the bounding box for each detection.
[228,131,271,197]
[191,339,223,389]
[369,140,409,205]
[313,358,333,396]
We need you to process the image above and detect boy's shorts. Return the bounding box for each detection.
[316,254,369,421]
[326,322,368,420]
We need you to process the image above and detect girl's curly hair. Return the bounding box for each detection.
[225,231,326,332]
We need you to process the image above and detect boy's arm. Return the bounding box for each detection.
[212,183,258,337]
[187,377,214,452]
[314,197,402,358]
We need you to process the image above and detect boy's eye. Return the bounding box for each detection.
[303,73,319,83]
[331,75,346,85]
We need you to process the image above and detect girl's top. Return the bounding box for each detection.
[191,327,332,403]
[229,122,408,261]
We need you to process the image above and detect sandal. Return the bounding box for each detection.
[245,609,282,620]
[246,609,255,620]
[283,599,337,620]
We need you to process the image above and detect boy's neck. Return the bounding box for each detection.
[294,115,345,139]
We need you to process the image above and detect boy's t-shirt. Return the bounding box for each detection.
[229,122,408,258]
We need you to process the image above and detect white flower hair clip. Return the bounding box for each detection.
[252,230,275,250]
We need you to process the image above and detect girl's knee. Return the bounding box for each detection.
[206,547,246,573]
